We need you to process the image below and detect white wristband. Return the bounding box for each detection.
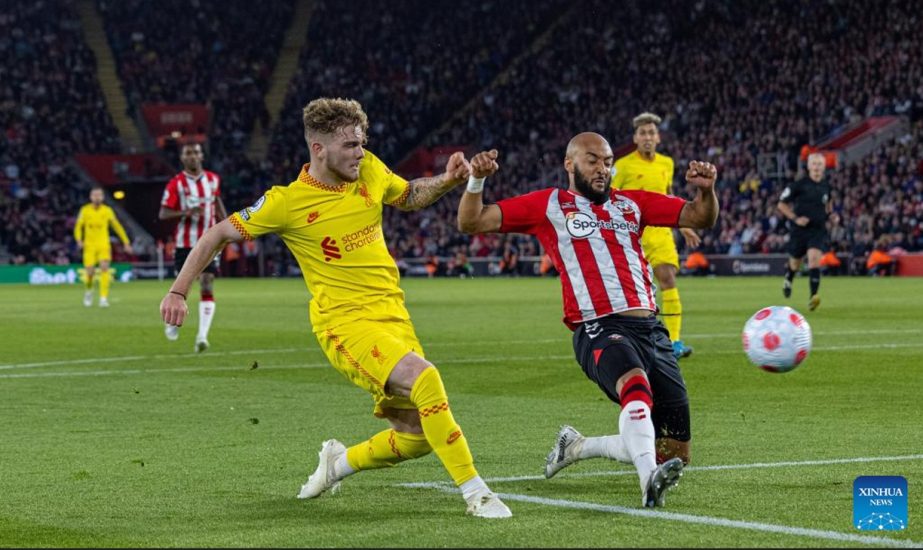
[466,175,485,193]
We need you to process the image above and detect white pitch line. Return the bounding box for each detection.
[496,492,919,548]
[400,455,923,548]
[406,453,923,485]
[0,355,577,380]
[0,363,331,379]
[712,342,923,355]
[3,327,922,372]
[0,347,307,370]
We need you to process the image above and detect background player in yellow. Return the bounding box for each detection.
[612,113,699,359]
[73,185,132,308]
[160,98,511,519]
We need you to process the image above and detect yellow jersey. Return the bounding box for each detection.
[73,203,130,247]
[229,151,411,331]
[611,150,675,195]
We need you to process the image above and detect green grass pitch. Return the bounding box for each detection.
[1,276,921,547]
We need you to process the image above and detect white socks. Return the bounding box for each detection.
[619,401,657,492]
[578,434,631,463]
[459,475,490,504]
[198,300,215,340]
[333,454,355,480]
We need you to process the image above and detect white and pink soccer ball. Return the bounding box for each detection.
[742,306,812,373]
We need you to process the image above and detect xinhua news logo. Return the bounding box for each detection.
[854,476,907,531]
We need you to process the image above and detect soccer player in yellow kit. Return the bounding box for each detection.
[74,186,133,307]
[160,98,511,519]
[612,113,699,359]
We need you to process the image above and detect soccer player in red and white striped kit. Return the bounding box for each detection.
[159,143,227,352]
[457,133,718,507]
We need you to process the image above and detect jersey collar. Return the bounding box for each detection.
[298,164,347,193]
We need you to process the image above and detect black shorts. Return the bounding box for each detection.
[174,247,219,276]
[573,313,690,440]
[788,226,827,259]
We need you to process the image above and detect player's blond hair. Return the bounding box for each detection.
[302,98,369,141]
[632,112,662,129]
[807,152,826,164]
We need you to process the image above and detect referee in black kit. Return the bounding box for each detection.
[777,152,836,311]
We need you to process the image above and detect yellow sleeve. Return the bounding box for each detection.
[229,187,289,240]
[107,208,130,245]
[74,206,85,241]
[363,151,409,206]
[611,157,627,190]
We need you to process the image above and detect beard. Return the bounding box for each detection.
[327,159,360,183]
[573,167,610,204]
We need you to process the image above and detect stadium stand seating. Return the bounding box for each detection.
[2,0,921,269]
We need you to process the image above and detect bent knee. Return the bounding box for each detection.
[393,431,432,459]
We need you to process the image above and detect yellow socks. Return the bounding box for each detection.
[345,429,431,471]
[98,270,111,299]
[410,367,477,486]
[85,271,94,290]
[661,287,682,342]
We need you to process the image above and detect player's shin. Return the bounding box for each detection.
[198,291,215,340]
[98,270,111,299]
[344,429,430,474]
[661,287,682,342]
[618,374,657,491]
[809,268,820,296]
[579,434,631,463]
[409,367,479,487]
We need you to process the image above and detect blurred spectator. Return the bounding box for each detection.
[683,251,711,276]
[866,237,895,276]
[446,249,473,278]
[820,248,844,276]
[539,253,558,277]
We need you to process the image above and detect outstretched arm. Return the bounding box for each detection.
[160,219,243,326]
[393,151,470,211]
[677,161,719,229]
[457,149,502,234]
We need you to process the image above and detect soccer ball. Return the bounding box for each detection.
[741,306,812,373]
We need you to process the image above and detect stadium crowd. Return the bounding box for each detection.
[97,0,293,155]
[2,0,922,274]
[401,0,923,272]
[266,0,569,180]
[0,0,121,264]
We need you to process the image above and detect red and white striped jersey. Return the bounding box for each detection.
[497,188,686,329]
[161,170,222,248]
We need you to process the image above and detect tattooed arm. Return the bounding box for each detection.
[392,152,470,211]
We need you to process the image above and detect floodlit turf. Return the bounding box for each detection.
[1,276,921,547]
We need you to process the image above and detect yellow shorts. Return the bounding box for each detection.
[641,226,679,268]
[315,318,425,418]
[83,243,112,267]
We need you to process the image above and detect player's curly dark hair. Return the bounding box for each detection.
[302,98,369,142]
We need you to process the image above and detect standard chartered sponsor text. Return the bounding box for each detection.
[342,223,383,252]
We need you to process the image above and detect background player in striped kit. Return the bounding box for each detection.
[457,134,718,507]
[159,143,228,352]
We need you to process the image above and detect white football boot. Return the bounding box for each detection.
[194,337,209,353]
[545,425,585,478]
[643,457,684,508]
[99,297,110,308]
[298,439,346,499]
[466,492,512,519]
[164,324,180,341]
[83,291,93,307]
